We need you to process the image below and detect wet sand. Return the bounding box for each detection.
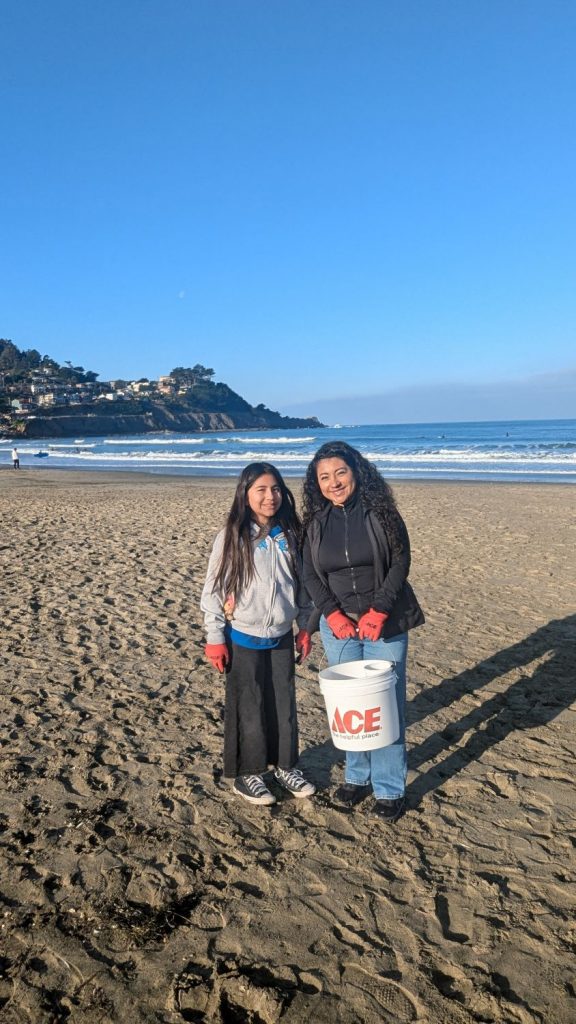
[0,470,574,1023]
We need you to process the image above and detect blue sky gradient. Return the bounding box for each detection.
[2,1,575,421]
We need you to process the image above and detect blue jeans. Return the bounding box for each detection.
[319,617,408,799]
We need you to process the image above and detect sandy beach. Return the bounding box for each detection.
[0,469,574,1024]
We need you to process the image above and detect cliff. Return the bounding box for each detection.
[10,393,322,439]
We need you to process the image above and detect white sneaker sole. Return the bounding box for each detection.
[233,784,276,806]
[276,782,316,799]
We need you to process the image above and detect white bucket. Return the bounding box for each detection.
[318,659,399,751]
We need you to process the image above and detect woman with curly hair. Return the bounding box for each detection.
[302,442,424,821]
[201,462,315,807]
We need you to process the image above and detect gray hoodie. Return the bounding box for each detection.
[201,523,311,645]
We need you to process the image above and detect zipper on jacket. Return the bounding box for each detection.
[343,506,362,615]
[264,534,277,633]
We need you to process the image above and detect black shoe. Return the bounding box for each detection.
[373,796,405,822]
[334,783,372,807]
[233,775,276,806]
[274,767,316,798]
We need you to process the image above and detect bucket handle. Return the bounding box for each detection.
[317,638,396,673]
[317,635,358,671]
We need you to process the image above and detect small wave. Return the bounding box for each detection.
[48,442,97,449]
[28,445,576,467]
[103,437,205,445]
[196,450,311,461]
[49,449,311,464]
[53,450,208,462]
[218,436,316,444]
[381,465,576,477]
[360,449,576,465]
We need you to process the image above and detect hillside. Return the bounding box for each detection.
[17,395,321,438]
[0,341,323,437]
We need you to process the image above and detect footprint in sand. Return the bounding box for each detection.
[341,963,421,1022]
[188,900,227,930]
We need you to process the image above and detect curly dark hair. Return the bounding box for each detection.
[301,441,404,547]
[214,462,301,597]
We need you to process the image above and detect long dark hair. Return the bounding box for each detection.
[301,441,404,546]
[214,462,301,597]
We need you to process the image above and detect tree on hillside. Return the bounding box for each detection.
[21,348,42,370]
[0,340,21,371]
[192,363,215,381]
[59,361,84,382]
[0,341,99,383]
[59,360,99,383]
[170,364,215,385]
[0,342,42,378]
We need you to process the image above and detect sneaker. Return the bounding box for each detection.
[274,767,316,798]
[334,783,372,807]
[373,796,406,822]
[233,774,276,806]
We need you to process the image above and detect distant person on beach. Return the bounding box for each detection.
[11,447,20,469]
[201,462,316,806]
[302,441,424,822]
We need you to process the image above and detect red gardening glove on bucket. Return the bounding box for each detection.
[326,610,357,640]
[295,629,311,663]
[205,643,229,673]
[357,609,388,642]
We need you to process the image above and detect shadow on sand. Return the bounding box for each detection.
[407,614,576,805]
[301,616,576,802]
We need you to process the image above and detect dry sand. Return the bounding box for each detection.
[0,469,574,1024]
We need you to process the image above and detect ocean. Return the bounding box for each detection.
[2,419,576,483]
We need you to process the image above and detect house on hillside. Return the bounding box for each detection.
[158,376,177,395]
[128,380,155,395]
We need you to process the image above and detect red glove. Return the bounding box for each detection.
[205,643,230,673]
[326,610,357,640]
[357,609,388,642]
[295,629,311,662]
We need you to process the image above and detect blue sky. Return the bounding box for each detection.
[2,0,575,422]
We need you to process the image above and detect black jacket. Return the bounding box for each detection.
[302,499,425,638]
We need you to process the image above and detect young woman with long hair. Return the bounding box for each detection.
[302,442,424,822]
[201,462,315,806]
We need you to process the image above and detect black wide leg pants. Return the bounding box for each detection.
[223,631,299,779]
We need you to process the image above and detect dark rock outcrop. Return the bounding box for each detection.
[13,397,322,439]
